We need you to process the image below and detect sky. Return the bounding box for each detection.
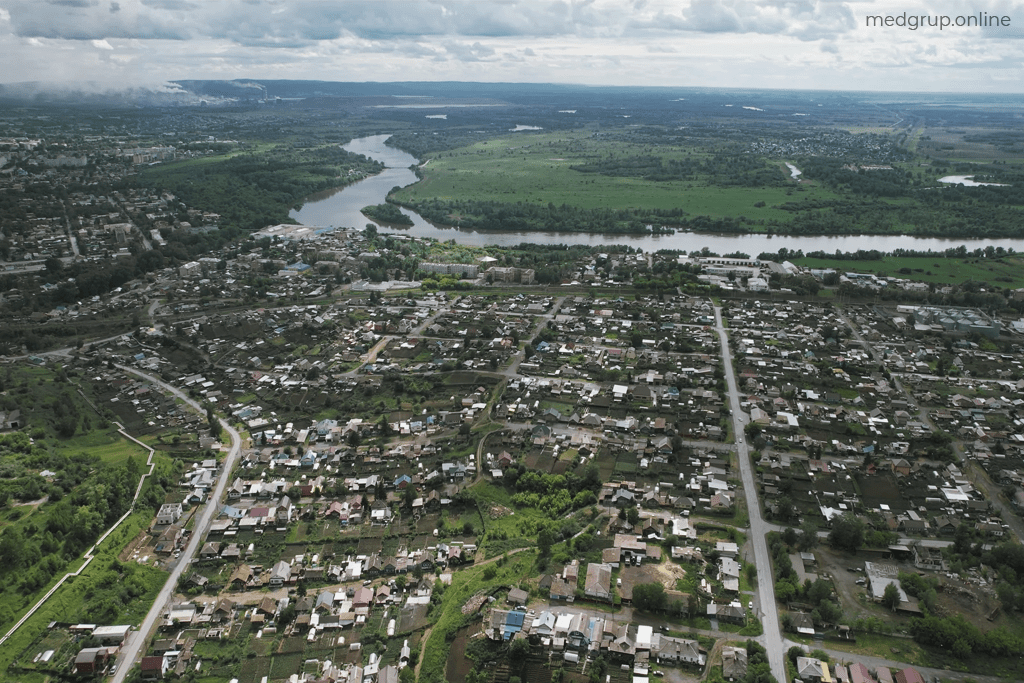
[1,0,1023,95]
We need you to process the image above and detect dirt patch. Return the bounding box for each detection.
[119,526,153,562]
[462,591,490,615]
[487,504,513,520]
[620,563,687,601]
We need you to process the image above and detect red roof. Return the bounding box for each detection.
[894,668,925,683]
[140,656,163,671]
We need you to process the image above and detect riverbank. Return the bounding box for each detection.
[291,134,1024,253]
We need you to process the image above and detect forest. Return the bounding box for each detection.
[143,142,384,232]
[569,151,788,186]
[392,197,680,235]
[0,367,177,632]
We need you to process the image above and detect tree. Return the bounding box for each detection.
[632,582,667,612]
[626,507,640,526]
[797,522,819,551]
[538,527,556,556]
[402,484,416,511]
[882,582,901,611]
[827,514,865,553]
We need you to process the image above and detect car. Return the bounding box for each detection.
[856,578,866,586]
[748,601,753,610]
[659,625,669,632]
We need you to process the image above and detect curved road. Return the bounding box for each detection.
[110,364,243,683]
[713,304,786,682]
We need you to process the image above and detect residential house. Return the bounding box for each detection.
[707,601,745,624]
[140,655,166,680]
[157,503,183,525]
[269,560,291,587]
[655,636,704,665]
[894,668,925,683]
[584,563,613,602]
[796,656,831,683]
[73,648,113,675]
[848,663,876,683]
[550,577,574,602]
[722,645,748,680]
[228,565,253,589]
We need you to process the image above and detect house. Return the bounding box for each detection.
[73,647,112,675]
[848,663,875,683]
[550,577,574,602]
[157,503,183,525]
[894,668,925,683]
[92,625,131,646]
[140,655,166,680]
[791,612,815,636]
[269,560,292,587]
[155,525,182,554]
[199,542,222,560]
[378,665,400,683]
[353,586,374,609]
[655,636,704,665]
[584,563,613,602]
[796,656,831,683]
[484,608,527,642]
[228,564,253,589]
[185,573,209,590]
[721,645,747,679]
[213,598,235,622]
[507,587,529,607]
[707,601,745,624]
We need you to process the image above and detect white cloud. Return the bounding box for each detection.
[0,0,1019,92]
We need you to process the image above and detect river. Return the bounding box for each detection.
[290,135,1024,253]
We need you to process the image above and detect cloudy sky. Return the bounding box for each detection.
[2,0,1023,94]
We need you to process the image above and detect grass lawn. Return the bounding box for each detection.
[56,429,148,465]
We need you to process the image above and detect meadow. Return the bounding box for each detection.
[394,131,836,225]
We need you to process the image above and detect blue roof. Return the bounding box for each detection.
[503,610,526,640]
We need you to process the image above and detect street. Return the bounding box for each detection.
[109,365,243,683]
[712,304,787,682]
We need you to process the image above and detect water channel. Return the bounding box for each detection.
[289,135,1024,253]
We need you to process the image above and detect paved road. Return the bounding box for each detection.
[712,304,786,683]
[110,365,243,683]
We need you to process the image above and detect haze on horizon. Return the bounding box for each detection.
[1,0,1023,97]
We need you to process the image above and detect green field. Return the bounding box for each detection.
[794,255,1024,288]
[395,131,835,223]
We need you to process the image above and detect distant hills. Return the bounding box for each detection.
[0,79,1020,114]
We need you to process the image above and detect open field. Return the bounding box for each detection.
[395,131,839,224]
